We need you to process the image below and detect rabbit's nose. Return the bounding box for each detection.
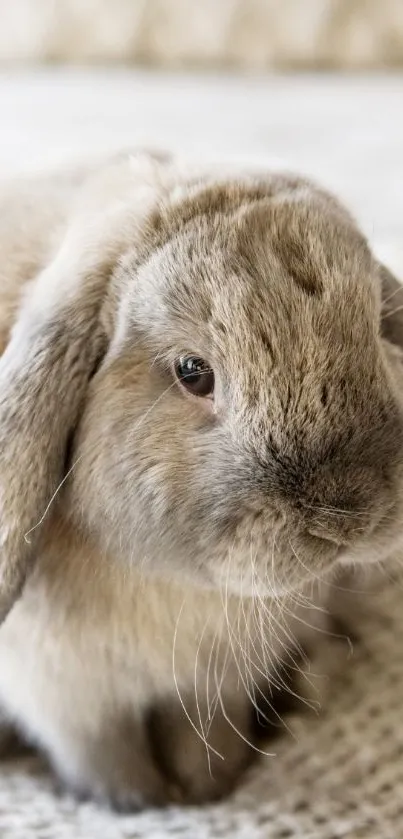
[307,525,346,546]
[307,497,395,548]
[303,498,377,546]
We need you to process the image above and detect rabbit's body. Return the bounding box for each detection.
[0,151,403,807]
[0,512,330,806]
[0,523,255,804]
[0,154,315,804]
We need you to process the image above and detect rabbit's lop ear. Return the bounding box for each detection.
[0,209,129,622]
[379,262,403,348]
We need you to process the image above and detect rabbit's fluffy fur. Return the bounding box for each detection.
[0,150,403,808]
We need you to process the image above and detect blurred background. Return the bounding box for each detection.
[1,0,403,68]
[0,0,402,274]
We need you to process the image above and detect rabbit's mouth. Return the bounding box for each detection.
[338,503,403,570]
[203,493,403,599]
[204,521,341,599]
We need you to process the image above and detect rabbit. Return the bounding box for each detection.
[0,149,403,809]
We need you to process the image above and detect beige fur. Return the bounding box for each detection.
[1,150,403,808]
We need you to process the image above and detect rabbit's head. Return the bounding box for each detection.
[1,163,403,619]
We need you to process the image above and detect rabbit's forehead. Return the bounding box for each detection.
[128,201,379,396]
[153,198,375,321]
[150,217,377,360]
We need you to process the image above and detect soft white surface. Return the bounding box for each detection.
[0,69,403,839]
[1,69,402,273]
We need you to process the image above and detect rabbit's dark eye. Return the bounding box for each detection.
[174,355,214,397]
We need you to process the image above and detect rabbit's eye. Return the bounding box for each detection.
[174,355,214,397]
